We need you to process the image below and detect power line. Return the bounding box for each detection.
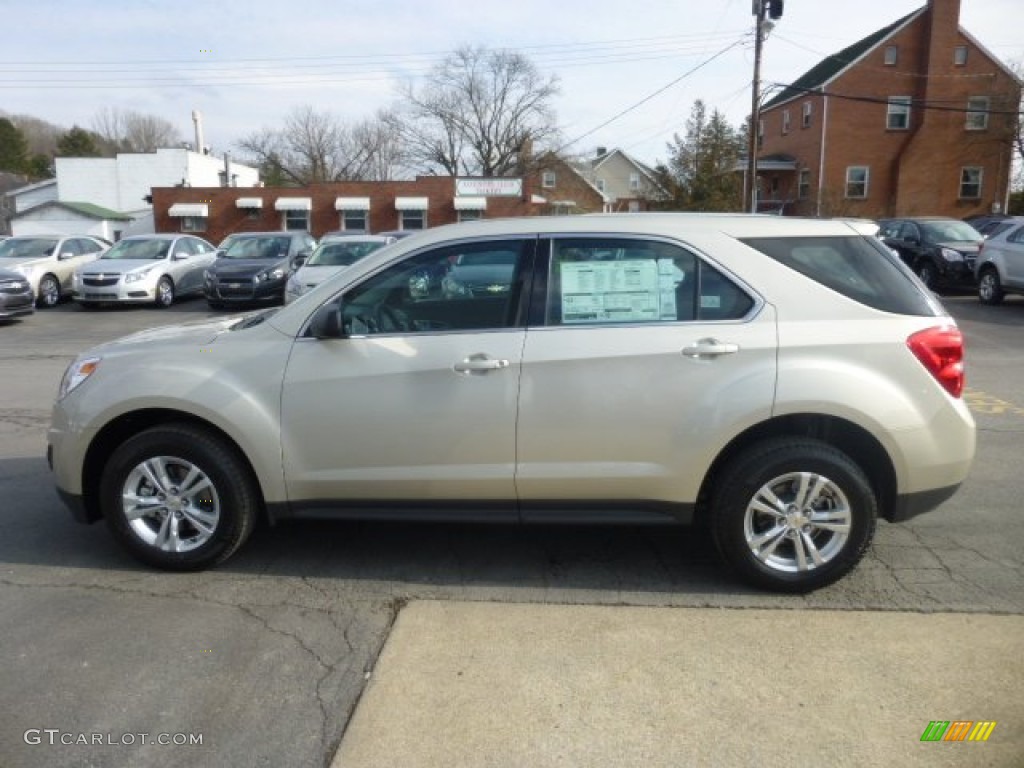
[766,82,1024,116]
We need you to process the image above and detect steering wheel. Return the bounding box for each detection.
[371,303,408,333]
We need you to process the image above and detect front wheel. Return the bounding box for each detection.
[711,438,877,593]
[37,273,61,307]
[100,424,259,570]
[154,276,175,308]
[915,261,938,290]
[977,269,1005,305]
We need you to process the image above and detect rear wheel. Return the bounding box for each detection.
[100,424,259,570]
[37,274,61,307]
[977,268,1005,305]
[711,438,877,593]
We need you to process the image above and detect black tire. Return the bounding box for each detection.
[915,261,937,290]
[710,438,877,593]
[100,424,259,571]
[155,276,175,308]
[37,273,61,308]
[977,268,1005,305]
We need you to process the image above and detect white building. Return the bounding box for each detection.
[5,148,260,238]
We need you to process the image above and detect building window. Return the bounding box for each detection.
[542,171,556,188]
[457,209,483,223]
[283,210,309,231]
[400,209,426,230]
[629,172,640,191]
[757,120,764,149]
[181,216,207,233]
[801,102,812,128]
[884,45,898,65]
[886,96,911,130]
[341,210,367,231]
[595,178,606,193]
[798,169,811,199]
[845,166,869,199]
[246,208,260,220]
[954,46,968,66]
[965,96,990,130]
[782,110,791,134]
[959,167,982,199]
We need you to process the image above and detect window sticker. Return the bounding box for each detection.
[559,259,684,323]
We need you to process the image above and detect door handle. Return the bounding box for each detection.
[682,338,739,358]
[454,354,510,374]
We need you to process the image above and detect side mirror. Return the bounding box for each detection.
[214,249,226,259]
[309,302,345,339]
[292,253,308,270]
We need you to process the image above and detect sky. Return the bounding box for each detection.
[1,0,1019,171]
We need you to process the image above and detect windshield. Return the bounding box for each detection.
[101,239,171,260]
[0,238,58,259]
[921,221,982,243]
[222,236,292,260]
[307,240,385,267]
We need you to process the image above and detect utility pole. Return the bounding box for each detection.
[746,0,784,214]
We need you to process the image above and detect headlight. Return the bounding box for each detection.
[59,356,101,400]
[940,247,964,263]
[256,267,286,283]
[124,268,154,283]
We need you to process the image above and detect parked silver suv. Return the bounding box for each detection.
[49,215,975,592]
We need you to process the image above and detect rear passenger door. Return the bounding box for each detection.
[1002,226,1024,288]
[515,236,778,514]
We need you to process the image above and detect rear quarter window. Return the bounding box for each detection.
[740,236,940,316]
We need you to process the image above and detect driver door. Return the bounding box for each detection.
[280,237,535,510]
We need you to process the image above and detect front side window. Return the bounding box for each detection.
[959,167,983,199]
[887,96,911,130]
[1008,226,1024,244]
[965,96,990,130]
[846,166,869,199]
[341,210,367,231]
[284,210,309,231]
[338,239,529,335]
[544,238,752,326]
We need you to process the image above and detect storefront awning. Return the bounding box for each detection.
[167,203,209,217]
[453,196,487,211]
[335,197,371,211]
[235,197,263,209]
[394,196,429,211]
[274,197,312,212]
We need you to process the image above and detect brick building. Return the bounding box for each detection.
[152,176,542,244]
[754,0,1020,219]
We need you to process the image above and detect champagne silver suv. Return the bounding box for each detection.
[48,214,975,592]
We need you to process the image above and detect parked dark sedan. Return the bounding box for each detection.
[0,268,35,320]
[204,232,316,309]
[879,217,983,290]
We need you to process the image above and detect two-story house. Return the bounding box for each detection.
[754,0,1020,219]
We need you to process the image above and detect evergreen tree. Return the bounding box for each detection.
[0,118,29,173]
[665,100,744,211]
[56,125,101,157]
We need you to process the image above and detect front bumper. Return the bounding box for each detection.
[0,292,35,318]
[205,276,285,304]
[75,276,158,303]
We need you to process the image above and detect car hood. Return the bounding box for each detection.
[1,256,50,271]
[292,264,348,284]
[209,258,289,278]
[936,241,981,254]
[90,315,251,354]
[81,259,164,275]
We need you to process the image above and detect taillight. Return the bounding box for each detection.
[907,326,964,398]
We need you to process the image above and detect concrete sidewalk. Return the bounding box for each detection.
[333,602,1023,768]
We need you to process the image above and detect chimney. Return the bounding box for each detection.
[191,110,204,156]
[922,0,963,126]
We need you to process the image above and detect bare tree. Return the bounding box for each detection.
[92,107,180,153]
[237,106,401,184]
[394,46,560,176]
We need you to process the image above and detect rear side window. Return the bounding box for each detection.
[545,238,754,325]
[741,236,940,316]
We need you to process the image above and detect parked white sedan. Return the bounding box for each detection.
[73,234,217,308]
[284,235,393,304]
[0,235,109,307]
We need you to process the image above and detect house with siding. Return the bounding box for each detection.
[753,0,1021,219]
